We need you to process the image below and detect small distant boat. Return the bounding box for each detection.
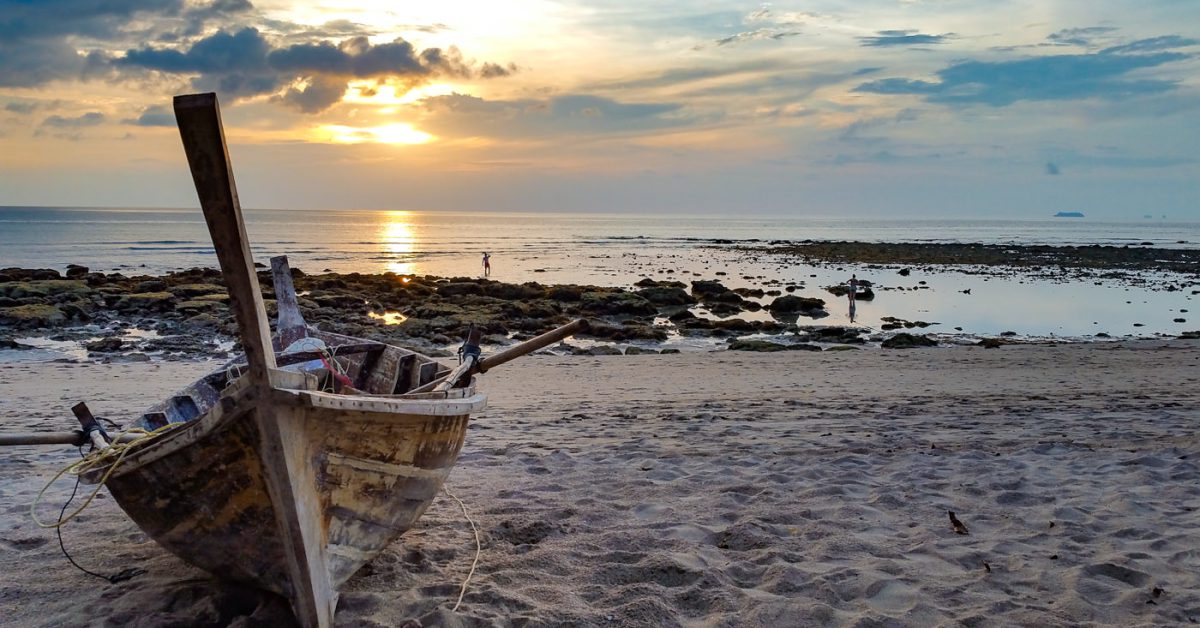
[1053,211,1085,218]
[0,93,584,628]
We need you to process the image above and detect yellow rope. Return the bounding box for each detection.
[31,422,183,529]
[443,486,481,613]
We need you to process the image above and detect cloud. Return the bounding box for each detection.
[5,102,37,114]
[1045,161,1060,175]
[859,30,952,47]
[41,112,105,127]
[854,40,1193,106]
[418,93,696,139]
[705,5,813,48]
[0,0,183,86]
[122,104,174,126]
[715,29,801,47]
[114,28,511,112]
[1046,26,1119,48]
[1101,35,1199,55]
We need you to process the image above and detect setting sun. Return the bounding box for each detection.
[319,123,435,145]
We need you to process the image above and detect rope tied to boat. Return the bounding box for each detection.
[31,421,184,529]
[442,486,482,613]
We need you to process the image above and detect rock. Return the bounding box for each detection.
[636,286,695,306]
[64,264,89,278]
[579,291,657,316]
[768,295,826,313]
[0,280,90,299]
[1000,331,1018,337]
[0,337,34,350]
[881,333,937,349]
[437,282,484,297]
[728,340,822,352]
[481,281,544,300]
[134,279,168,293]
[659,348,681,354]
[0,304,67,328]
[690,280,731,297]
[898,268,911,276]
[1174,318,1186,323]
[170,283,225,297]
[586,345,624,356]
[623,346,654,355]
[667,309,696,322]
[114,292,175,312]
[977,338,1004,349]
[85,337,124,352]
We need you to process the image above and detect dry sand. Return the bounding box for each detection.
[1,341,1198,627]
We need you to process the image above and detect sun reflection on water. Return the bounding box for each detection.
[368,311,408,325]
[380,212,417,275]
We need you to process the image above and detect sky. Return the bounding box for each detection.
[0,0,1197,219]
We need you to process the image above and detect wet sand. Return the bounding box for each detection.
[1,341,1198,626]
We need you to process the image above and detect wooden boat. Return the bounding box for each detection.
[79,255,487,618]
[0,93,586,627]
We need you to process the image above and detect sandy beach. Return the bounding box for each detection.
[1,341,1197,626]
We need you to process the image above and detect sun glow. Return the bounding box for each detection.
[320,123,434,145]
[344,82,461,106]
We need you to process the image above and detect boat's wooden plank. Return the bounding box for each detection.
[391,354,416,394]
[284,389,486,416]
[363,348,403,395]
[271,255,308,347]
[175,92,334,628]
[415,361,439,390]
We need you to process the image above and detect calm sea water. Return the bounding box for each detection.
[1,206,1197,342]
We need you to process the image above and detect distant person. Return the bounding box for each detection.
[482,252,491,277]
[848,274,859,302]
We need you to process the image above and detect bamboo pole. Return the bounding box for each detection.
[0,432,141,447]
[408,319,589,394]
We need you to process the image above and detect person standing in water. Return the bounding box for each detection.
[482,252,491,276]
[848,274,859,302]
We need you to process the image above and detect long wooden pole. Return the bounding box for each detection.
[0,432,141,447]
[174,93,334,628]
[409,319,589,394]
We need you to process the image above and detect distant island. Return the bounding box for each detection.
[1054,211,1085,218]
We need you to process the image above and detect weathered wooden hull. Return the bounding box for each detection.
[87,367,485,606]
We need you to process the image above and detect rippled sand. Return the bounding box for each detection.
[1,341,1198,626]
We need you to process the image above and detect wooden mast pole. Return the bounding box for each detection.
[173,93,335,628]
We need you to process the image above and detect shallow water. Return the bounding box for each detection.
[1,207,1197,343]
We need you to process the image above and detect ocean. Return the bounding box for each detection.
[1,206,1198,342]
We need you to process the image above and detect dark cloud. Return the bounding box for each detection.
[115,28,507,111]
[1102,35,1199,55]
[5,102,37,114]
[41,112,105,127]
[0,1,510,113]
[854,41,1192,106]
[1046,26,1119,48]
[1045,161,1060,175]
[276,75,349,114]
[715,29,801,47]
[122,104,174,126]
[480,62,517,78]
[859,30,951,47]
